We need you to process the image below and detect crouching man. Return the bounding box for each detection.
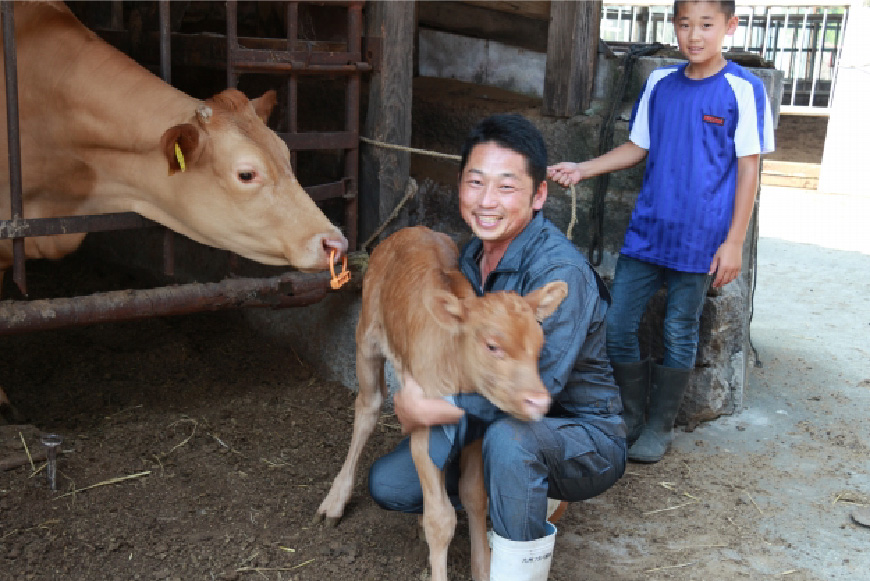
[368,114,627,580]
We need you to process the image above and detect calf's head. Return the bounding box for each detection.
[426,281,568,421]
[160,89,347,271]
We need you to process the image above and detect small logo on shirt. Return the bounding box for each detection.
[703,114,725,126]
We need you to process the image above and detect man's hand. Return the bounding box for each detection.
[393,372,464,435]
[547,162,585,187]
[709,239,743,287]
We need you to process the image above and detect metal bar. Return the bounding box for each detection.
[744,7,754,51]
[158,0,175,277]
[2,1,26,295]
[345,2,362,251]
[306,180,348,203]
[226,0,238,88]
[287,2,298,171]
[0,213,157,239]
[628,6,635,42]
[279,131,359,151]
[809,9,828,107]
[762,7,771,57]
[0,271,336,335]
[830,8,848,101]
[110,1,123,31]
[792,11,809,106]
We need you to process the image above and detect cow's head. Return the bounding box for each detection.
[426,281,568,421]
[159,89,347,272]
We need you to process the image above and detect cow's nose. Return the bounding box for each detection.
[322,233,348,260]
[523,394,551,421]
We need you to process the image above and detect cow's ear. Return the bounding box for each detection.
[524,281,568,323]
[425,289,465,332]
[251,90,278,124]
[161,123,202,176]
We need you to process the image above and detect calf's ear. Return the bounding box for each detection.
[161,123,204,176]
[525,281,569,322]
[425,289,465,332]
[251,90,278,124]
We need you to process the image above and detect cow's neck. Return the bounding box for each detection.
[20,4,200,217]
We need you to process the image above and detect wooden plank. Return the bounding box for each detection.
[359,1,415,246]
[461,1,551,21]
[543,0,601,117]
[417,1,549,53]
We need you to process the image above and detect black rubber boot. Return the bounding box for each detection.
[611,359,649,445]
[627,363,692,463]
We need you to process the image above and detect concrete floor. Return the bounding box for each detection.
[670,185,870,579]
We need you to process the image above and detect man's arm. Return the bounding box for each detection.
[548,142,647,187]
[393,371,464,434]
[709,154,760,288]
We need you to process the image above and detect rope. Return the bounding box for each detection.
[361,176,419,251]
[359,136,461,162]
[565,184,577,241]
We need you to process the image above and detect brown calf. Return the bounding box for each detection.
[314,226,567,581]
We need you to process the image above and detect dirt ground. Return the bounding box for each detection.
[3,114,868,581]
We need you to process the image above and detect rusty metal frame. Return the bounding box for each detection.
[226,0,363,250]
[0,1,367,335]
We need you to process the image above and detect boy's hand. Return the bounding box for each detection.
[547,162,585,187]
[709,240,743,287]
[394,372,464,435]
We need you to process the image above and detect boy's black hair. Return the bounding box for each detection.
[459,114,548,191]
[673,0,736,18]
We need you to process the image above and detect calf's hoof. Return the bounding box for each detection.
[311,512,341,527]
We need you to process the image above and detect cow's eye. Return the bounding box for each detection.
[485,340,504,359]
[238,170,256,183]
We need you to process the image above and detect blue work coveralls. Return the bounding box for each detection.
[369,212,627,541]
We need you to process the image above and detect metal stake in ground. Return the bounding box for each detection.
[40,433,62,491]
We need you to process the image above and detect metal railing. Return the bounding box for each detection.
[601,1,850,113]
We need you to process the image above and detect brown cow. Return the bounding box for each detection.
[315,226,567,581]
[0,2,347,420]
[0,2,347,282]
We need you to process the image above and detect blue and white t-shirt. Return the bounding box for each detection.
[625,61,775,273]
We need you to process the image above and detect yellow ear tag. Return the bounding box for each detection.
[174,142,186,173]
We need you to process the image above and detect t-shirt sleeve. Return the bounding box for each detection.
[729,73,776,157]
[628,78,653,150]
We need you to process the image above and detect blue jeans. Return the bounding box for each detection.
[368,416,626,542]
[606,255,712,369]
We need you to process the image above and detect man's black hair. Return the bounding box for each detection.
[673,0,736,18]
[459,114,548,191]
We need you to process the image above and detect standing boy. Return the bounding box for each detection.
[369,114,626,580]
[548,0,774,463]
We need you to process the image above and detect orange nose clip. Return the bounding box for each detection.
[329,249,351,290]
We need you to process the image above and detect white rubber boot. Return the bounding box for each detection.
[489,522,557,581]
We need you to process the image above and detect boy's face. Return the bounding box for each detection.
[674,1,738,74]
[458,141,546,250]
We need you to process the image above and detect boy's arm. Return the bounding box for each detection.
[709,154,760,288]
[548,142,647,187]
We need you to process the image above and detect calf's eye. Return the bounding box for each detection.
[238,171,256,183]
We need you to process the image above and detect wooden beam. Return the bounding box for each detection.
[543,0,601,117]
[359,0,415,246]
[462,1,551,21]
[418,1,549,53]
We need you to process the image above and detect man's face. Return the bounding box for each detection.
[674,1,738,72]
[459,141,546,249]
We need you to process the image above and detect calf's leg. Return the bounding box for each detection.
[411,427,455,581]
[459,439,490,581]
[314,342,386,525]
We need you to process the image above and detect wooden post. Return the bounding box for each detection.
[360,0,415,247]
[543,0,601,117]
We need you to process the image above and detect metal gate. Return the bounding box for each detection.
[0,1,369,335]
